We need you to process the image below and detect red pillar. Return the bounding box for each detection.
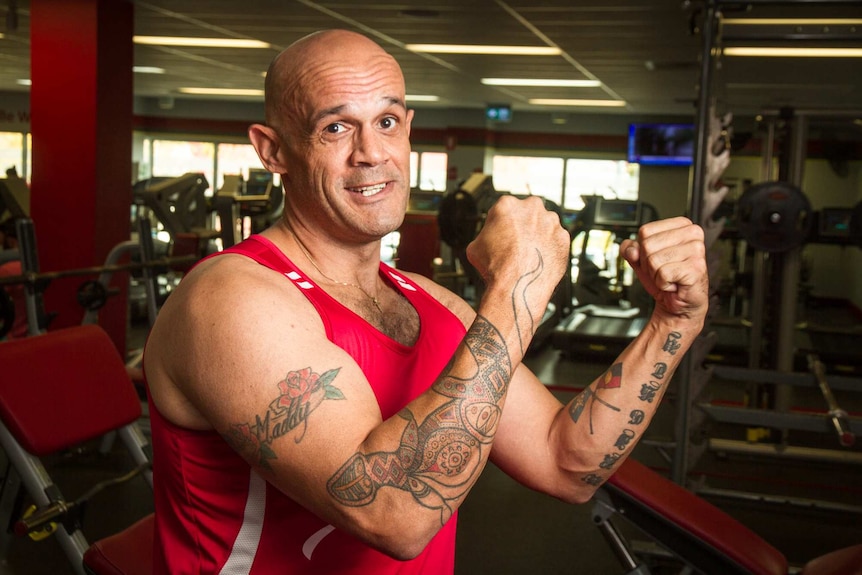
[29,0,133,354]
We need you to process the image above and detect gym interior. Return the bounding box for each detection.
[1,1,861,574]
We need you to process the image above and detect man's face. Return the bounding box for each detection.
[280,50,414,244]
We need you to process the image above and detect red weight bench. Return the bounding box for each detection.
[0,325,153,575]
[595,457,862,575]
[83,512,154,575]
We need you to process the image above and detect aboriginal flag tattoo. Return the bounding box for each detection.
[568,362,622,434]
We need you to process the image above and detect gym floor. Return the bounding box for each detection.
[2,321,861,575]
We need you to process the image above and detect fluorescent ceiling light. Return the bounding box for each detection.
[724,47,862,57]
[178,87,264,97]
[406,94,440,102]
[406,44,560,56]
[482,78,601,88]
[133,66,166,74]
[529,98,626,107]
[723,18,862,26]
[134,36,270,49]
[16,79,31,86]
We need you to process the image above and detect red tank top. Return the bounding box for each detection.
[149,235,466,574]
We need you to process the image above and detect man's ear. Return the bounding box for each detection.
[405,108,414,137]
[248,124,288,173]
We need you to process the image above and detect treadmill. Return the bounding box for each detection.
[551,197,658,360]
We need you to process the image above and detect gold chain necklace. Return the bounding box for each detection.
[285,223,382,312]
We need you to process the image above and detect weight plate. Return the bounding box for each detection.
[737,181,812,252]
[438,190,480,251]
[76,280,109,311]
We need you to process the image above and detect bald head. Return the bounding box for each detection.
[263,30,405,134]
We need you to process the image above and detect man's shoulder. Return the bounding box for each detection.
[160,250,314,332]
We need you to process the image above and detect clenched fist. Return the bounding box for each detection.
[620,217,708,324]
[466,195,570,322]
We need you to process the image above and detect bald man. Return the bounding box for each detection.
[143,29,708,574]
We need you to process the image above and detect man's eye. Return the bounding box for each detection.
[324,123,343,134]
[380,117,396,129]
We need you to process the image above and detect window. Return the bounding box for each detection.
[564,159,639,211]
[0,132,25,180]
[419,152,447,192]
[410,152,419,188]
[491,155,565,205]
[151,140,216,194]
[489,154,640,212]
[216,143,277,191]
[410,151,448,192]
[25,134,31,182]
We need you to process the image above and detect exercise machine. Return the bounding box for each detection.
[436,173,500,302]
[0,325,152,575]
[0,217,185,337]
[669,3,862,516]
[212,169,284,249]
[133,172,218,260]
[0,176,29,221]
[595,457,862,574]
[710,181,862,373]
[551,196,659,361]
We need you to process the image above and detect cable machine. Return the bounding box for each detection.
[671,1,862,508]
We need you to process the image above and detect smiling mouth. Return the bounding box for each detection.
[348,183,387,197]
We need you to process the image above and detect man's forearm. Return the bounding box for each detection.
[327,257,550,525]
[556,316,702,491]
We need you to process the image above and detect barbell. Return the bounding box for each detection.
[0,255,197,288]
[0,254,197,339]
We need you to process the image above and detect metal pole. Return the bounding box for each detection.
[136,216,161,328]
[808,354,856,447]
[774,115,807,425]
[15,218,43,336]
[672,0,718,486]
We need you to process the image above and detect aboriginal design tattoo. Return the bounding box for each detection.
[662,332,683,355]
[327,315,511,525]
[567,362,622,434]
[512,248,545,357]
[222,367,345,470]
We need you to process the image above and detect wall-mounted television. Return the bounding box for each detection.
[627,123,695,166]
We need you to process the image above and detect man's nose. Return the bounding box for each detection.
[350,127,387,166]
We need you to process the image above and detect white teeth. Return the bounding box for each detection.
[351,183,386,197]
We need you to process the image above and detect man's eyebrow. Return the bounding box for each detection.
[312,104,346,127]
[386,96,407,110]
[311,97,407,126]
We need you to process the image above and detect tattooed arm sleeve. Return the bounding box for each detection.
[327,316,513,526]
